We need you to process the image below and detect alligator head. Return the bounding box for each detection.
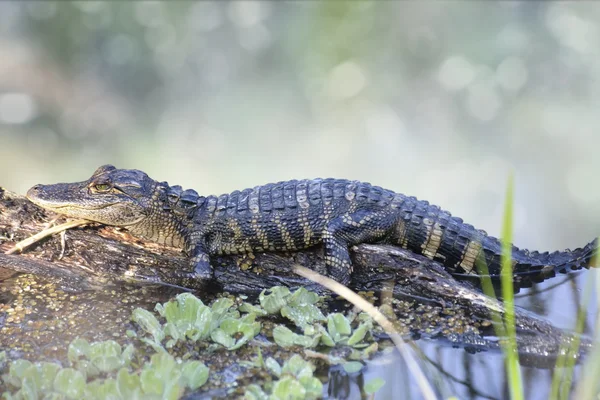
[26,165,187,247]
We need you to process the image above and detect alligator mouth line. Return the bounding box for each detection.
[28,201,120,211]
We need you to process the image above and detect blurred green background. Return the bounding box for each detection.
[1,1,599,256]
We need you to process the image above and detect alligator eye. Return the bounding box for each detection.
[93,184,112,192]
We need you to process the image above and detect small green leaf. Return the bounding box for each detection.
[85,378,119,400]
[327,313,352,343]
[74,359,100,379]
[272,326,296,347]
[116,368,142,399]
[342,361,363,374]
[298,376,323,398]
[132,308,164,344]
[265,357,282,377]
[210,329,235,349]
[281,304,326,328]
[20,377,40,400]
[281,355,315,379]
[140,352,183,397]
[348,321,372,347]
[67,338,91,363]
[287,287,321,306]
[39,362,61,391]
[8,359,33,387]
[93,356,123,373]
[271,376,306,400]
[148,352,178,381]
[364,377,385,395]
[359,342,379,359]
[21,366,41,400]
[121,344,134,366]
[244,384,269,400]
[259,287,291,314]
[90,340,122,359]
[89,341,124,373]
[181,361,209,390]
[140,368,163,395]
[318,326,335,347]
[53,368,85,399]
[125,329,137,338]
[239,303,268,316]
[274,325,322,348]
[210,298,235,317]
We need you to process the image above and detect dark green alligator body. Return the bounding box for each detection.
[26,165,597,287]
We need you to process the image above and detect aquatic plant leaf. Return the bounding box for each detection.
[272,325,320,348]
[7,359,32,387]
[272,326,296,347]
[53,368,85,399]
[271,376,306,400]
[347,321,372,347]
[140,367,163,395]
[259,287,291,314]
[67,338,91,363]
[90,341,124,373]
[327,313,351,343]
[116,368,142,399]
[265,357,282,377]
[21,365,41,400]
[364,377,385,395]
[121,344,134,366]
[140,352,182,397]
[210,298,235,317]
[132,308,164,344]
[158,294,213,342]
[85,378,120,400]
[171,293,205,321]
[342,361,363,374]
[239,302,268,316]
[74,359,100,380]
[38,362,61,391]
[298,376,323,399]
[210,328,235,349]
[287,287,321,307]
[19,379,39,400]
[317,325,335,347]
[244,384,269,400]
[281,355,315,379]
[181,361,209,390]
[281,304,326,328]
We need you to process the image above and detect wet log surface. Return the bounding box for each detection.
[0,187,592,369]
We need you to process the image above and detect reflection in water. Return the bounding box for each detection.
[325,364,364,400]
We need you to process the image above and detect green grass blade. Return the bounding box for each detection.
[499,173,523,400]
[475,174,523,400]
[572,240,600,400]
[549,274,592,400]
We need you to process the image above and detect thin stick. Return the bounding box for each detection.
[5,219,90,255]
[293,265,437,400]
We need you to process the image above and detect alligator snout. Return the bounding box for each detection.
[26,185,43,201]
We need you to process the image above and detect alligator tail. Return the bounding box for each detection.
[454,237,598,290]
[513,238,598,284]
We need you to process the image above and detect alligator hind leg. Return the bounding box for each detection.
[323,210,397,285]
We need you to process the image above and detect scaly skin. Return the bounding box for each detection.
[26,165,598,287]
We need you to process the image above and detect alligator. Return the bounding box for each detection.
[26,165,598,288]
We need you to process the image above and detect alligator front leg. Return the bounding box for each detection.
[190,243,214,280]
[322,235,353,286]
